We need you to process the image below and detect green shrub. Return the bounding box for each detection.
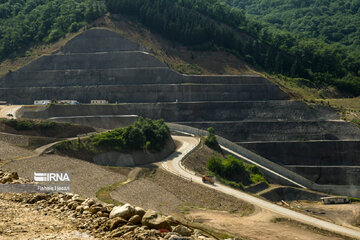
[207,156,224,175]
[38,121,56,130]
[57,117,170,155]
[207,155,267,188]
[250,174,267,184]
[4,119,34,130]
[349,197,360,202]
[205,127,220,150]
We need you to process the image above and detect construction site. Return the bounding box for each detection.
[1,26,360,240]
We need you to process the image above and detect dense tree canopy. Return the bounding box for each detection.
[223,0,360,50]
[0,0,105,60]
[106,0,360,95]
[1,0,359,96]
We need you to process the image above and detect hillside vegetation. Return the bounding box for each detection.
[208,155,267,189]
[1,0,360,96]
[106,0,360,96]
[0,118,95,138]
[0,0,105,60]
[55,117,171,160]
[224,0,360,50]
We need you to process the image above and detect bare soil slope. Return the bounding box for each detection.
[183,139,222,176]
[111,168,254,216]
[1,153,127,198]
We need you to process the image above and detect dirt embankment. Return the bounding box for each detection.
[111,168,254,215]
[0,118,96,138]
[1,153,127,198]
[183,139,223,176]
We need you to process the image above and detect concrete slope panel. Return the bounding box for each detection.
[21,101,338,121]
[17,52,167,71]
[286,166,360,185]
[181,120,360,142]
[61,28,144,53]
[0,68,178,88]
[240,140,360,166]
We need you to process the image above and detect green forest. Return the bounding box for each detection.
[223,0,360,50]
[0,0,105,60]
[106,0,360,96]
[1,0,360,96]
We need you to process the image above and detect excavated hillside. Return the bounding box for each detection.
[3,28,360,194]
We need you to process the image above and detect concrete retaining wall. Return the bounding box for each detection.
[286,166,360,185]
[240,140,360,166]
[21,102,338,122]
[61,28,144,53]
[167,123,314,188]
[1,70,279,88]
[49,115,138,129]
[183,121,360,141]
[167,123,360,197]
[18,52,166,71]
[0,85,289,104]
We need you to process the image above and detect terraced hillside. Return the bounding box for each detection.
[9,28,360,190]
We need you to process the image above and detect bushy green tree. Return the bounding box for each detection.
[205,127,219,150]
[91,117,170,152]
[207,155,266,186]
[207,156,224,175]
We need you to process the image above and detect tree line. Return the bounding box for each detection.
[223,0,360,50]
[106,0,360,96]
[1,0,359,95]
[0,0,105,60]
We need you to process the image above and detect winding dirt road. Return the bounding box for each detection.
[162,135,360,239]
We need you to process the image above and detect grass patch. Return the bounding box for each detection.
[349,197,360,203]
[173,63,203,75]
[96,180,128,206]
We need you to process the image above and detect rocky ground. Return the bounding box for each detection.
[1,154,127,198]
[111,169,254,215]
[0,170,216,240]
[0,140,35,164]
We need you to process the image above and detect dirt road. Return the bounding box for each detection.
[162,135,360,239]
[0,105,22,119]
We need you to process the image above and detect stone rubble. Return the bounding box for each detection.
[0,170,30,184]
[0,171,216,239]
